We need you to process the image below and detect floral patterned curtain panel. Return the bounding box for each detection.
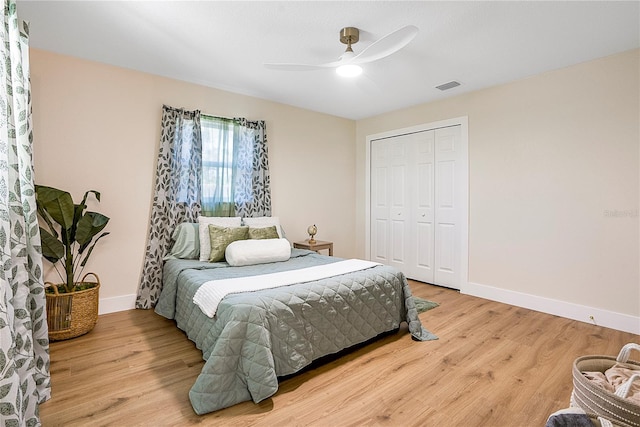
[136,106,202,309]
[233,118,271,218]
[0,2,51,424]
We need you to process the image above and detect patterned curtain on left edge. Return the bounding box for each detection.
[136,106,202,309]
[0,2,51,425]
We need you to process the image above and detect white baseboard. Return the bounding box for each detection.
[97,285,639,334]
[463,282,640,335]
[99,294,137,315]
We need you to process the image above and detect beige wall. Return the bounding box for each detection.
[30,49,356,303]
[30,46,639,325]
[356,49,640,318]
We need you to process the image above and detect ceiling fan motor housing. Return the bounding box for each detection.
[340,27,359,46]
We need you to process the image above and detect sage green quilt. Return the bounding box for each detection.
[155,249,436,415]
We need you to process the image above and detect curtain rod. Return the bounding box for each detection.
[164,105,261,123]
[162,105,233,120]
[202,113,234,121]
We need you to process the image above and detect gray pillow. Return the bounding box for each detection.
[208,225,249,262]
[165,223,199,260]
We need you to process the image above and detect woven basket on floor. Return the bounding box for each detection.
[571,343,640,427]
[45,273,100,341]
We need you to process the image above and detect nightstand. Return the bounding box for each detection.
[293,240,333,256]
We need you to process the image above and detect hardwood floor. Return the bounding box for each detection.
[40,281,639,426]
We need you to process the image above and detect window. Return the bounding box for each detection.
[201,116,235,205]
[199,115,255,216]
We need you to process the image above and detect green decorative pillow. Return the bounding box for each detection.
[198,216,242,262]
[208,225,249,262]
[242,216,284,238]
[248,226,279,240]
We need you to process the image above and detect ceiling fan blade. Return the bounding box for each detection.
[264,59,343,71]
[352,25,419,64]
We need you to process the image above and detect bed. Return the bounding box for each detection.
[154,247,436,415]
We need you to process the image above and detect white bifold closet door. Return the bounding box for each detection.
[370,125,463,289]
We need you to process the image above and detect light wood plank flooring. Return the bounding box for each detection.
[40,281,639,426]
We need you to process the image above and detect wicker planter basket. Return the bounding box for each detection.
[571,343,640,427]
[45,273,100,341]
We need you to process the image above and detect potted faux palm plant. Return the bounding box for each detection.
[35,185,109,340]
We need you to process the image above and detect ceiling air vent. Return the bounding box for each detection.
[435,81,461,91]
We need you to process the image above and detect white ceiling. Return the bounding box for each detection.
[16,1,640,120]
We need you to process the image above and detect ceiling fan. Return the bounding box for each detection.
[264,25,419,77]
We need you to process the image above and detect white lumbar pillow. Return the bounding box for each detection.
[225,238,291,267]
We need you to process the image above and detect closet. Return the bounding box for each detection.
[369,124,466,289]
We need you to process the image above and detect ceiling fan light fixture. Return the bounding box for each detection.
[264,25,418,77]
[336,64,362,77]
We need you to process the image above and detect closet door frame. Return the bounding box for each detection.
[365,116,469,291]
